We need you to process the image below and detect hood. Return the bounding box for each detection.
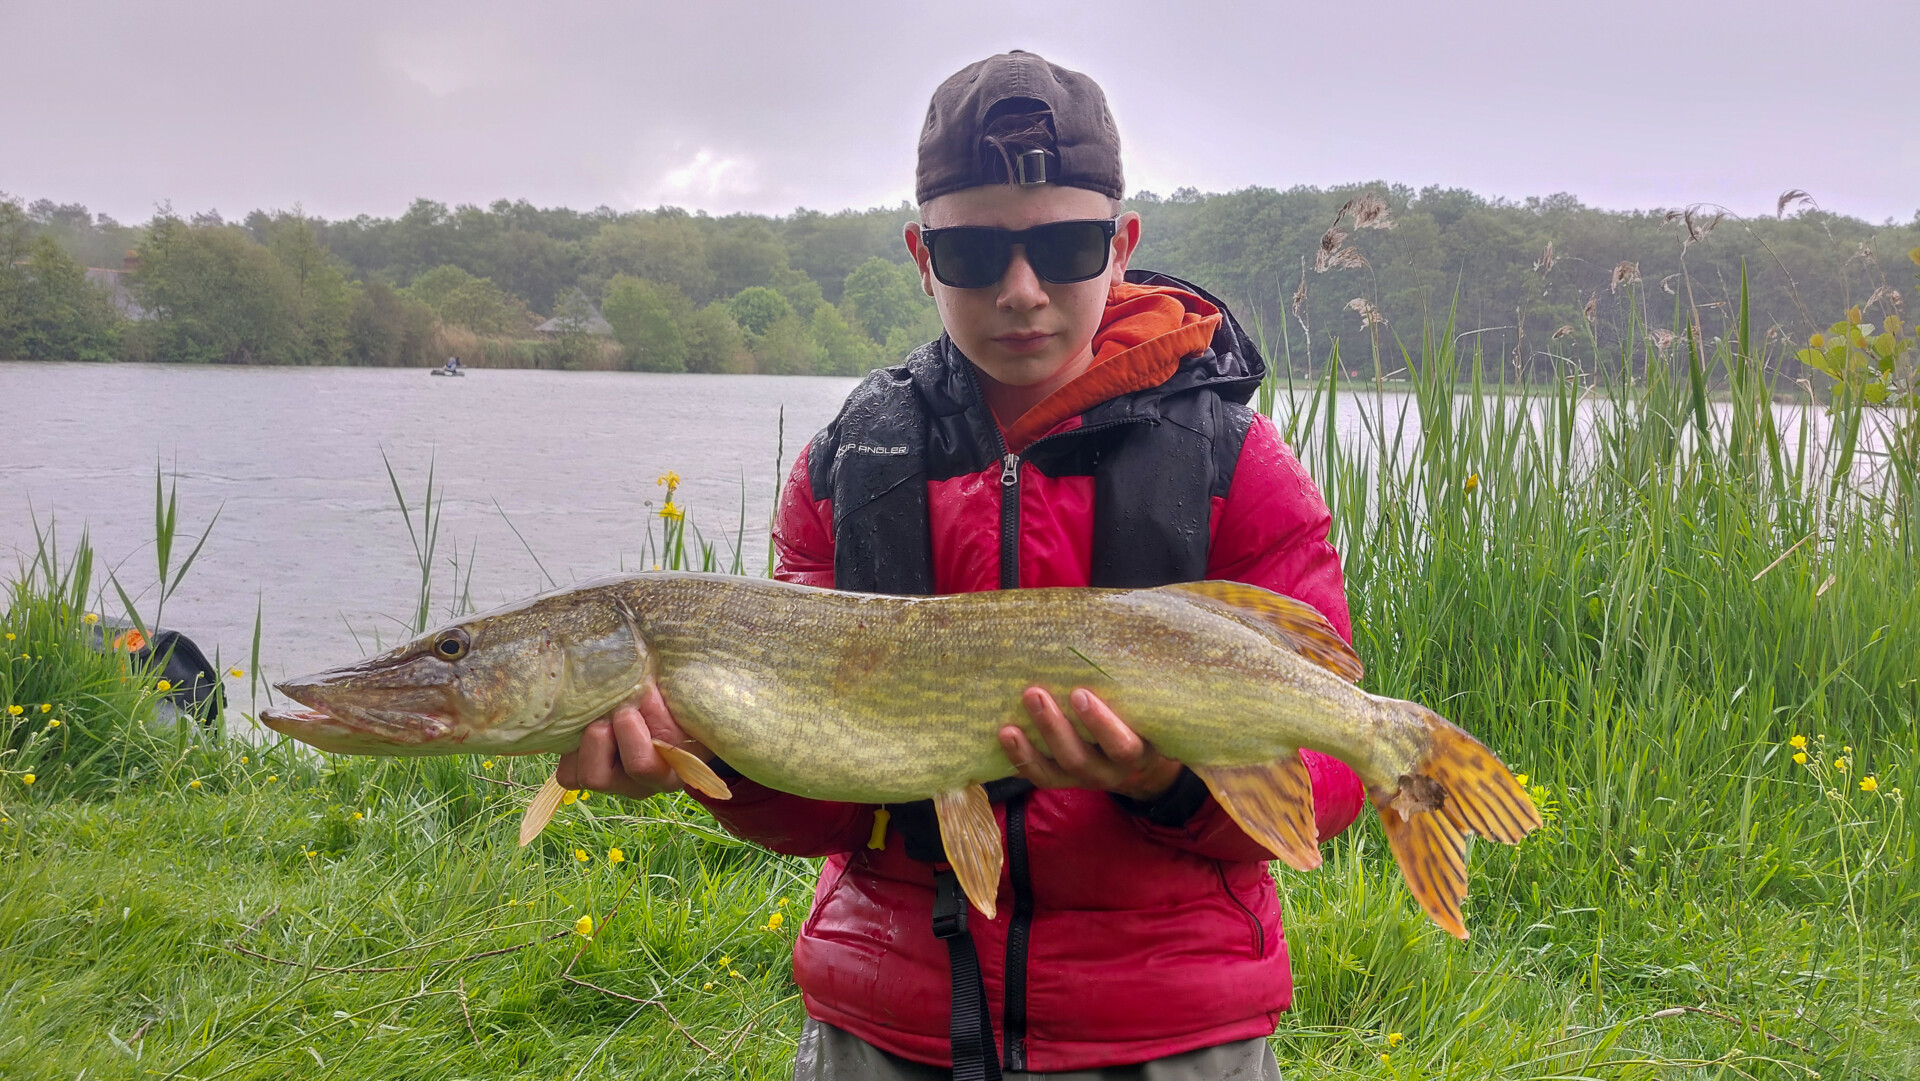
[905,269,1269,441]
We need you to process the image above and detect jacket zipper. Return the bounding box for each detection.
[1001,792,1034,1069]
[963,357,1153,1068]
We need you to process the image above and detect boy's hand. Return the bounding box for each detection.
[1002,687,1184,801]
[552,684,713,800]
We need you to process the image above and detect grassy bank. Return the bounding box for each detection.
[3,293,1916,1078]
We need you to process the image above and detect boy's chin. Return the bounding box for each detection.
[969,344,1081,387]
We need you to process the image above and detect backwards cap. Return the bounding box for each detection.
[915,50,1123,206]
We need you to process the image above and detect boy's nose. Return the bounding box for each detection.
[995,246,1049,311]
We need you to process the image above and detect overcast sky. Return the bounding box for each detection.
[4,0,1916,227]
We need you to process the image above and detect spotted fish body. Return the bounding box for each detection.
[265,572,1541,937]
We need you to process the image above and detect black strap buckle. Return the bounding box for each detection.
[931,866,968,939]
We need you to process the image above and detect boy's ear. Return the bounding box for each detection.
[902,222,937,297]
[1109,211,1142,285]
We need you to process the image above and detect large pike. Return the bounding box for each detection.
[263,572,1541,937]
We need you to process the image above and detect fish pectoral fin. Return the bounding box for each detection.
[653,739,732,800]
[933,784,1003,921]
[519,774,568,846]
[1161,581,1364,683]
[1191,757,1323,872]
[1374,795,1470,940]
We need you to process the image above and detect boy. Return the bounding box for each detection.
[559,50,1363,1080]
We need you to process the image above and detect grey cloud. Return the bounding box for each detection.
[3,0,1915,225]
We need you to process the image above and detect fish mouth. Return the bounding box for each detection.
[260,702,455,754]
[264,664,459,754]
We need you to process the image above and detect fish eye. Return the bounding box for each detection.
[433,628,471,661]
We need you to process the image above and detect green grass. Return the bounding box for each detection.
[2,278,1916,1078]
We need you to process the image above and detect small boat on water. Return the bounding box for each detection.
[430,368,465,377]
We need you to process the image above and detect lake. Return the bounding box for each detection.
[3,363,860,701]
[2,362,1862,713]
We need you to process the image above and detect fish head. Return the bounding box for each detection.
[263,588,650,756]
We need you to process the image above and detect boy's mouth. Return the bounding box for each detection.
[992,331,1054,354]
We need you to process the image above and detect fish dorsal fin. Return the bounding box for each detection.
[1163,580,1363,683]
[1192,757,1324,872]
[934,784,1003,920]
[519,774,568,846]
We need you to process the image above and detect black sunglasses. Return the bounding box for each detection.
[920,218,1119,290]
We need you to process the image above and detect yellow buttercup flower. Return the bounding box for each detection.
[240,755,248,764]
[766,911,784,931]
[4,633,13,640]
[1789,734,1807,749]
[1834,757,1848,772]
[776,897,789,907]
[46,718,60,728]
[482,760,495,770]
[1463,473,1479,493]
[352,811,363,820]
[573,848,589,862]
[82,613,99,624]
[228,667,243,678]
[156,680,172,693]
[188,778,201,789]
[1860,776,1879,792]
[574,914,594,937]
[1793,752,1808,764]
[1387,1032,1405,1047]
[38,703,50,713]
[607,847,625,864]
[22,774,35,785]
[1513,773,1529,787]
[266,774,278,782]
[577,790,589,801]
[5,705,20,716]
[1379,1053,1392,1065]
[561,789,579,805]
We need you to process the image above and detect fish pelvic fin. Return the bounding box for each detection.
[1161,580,1363,682]
[1373,703,1545,939]
[653,739,732,800]
[1192,757,1323,872]
[934,783,1003,920]
[519,774,568,846]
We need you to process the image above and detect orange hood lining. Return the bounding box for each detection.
[1000,282,1221,451]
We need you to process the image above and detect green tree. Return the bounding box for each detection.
[842,257,938,345]
[0,219,120,361]
[261,212,353,364]
[708,220,790,299]
[771,264,825,318]
[587,214,715,302]
[810,303,879,376]
[728,286,795,339]
[752,312,823,375]
[131,215,301,363]
[348,280,437,366]
[404,265,528,334]
[603,275,692,372]
[684,302,752,373]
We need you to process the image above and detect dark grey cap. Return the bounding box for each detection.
[915,50,1123,206]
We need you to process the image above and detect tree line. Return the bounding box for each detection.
[4,186,1915,380]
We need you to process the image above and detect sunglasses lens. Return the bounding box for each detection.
[929,229,1008,289]
[1026,221,1113,284]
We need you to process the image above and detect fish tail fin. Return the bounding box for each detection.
[1374,704,1543,940]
